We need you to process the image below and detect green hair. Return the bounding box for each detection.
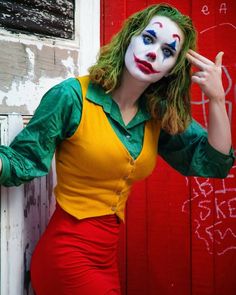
[89,3,197,134]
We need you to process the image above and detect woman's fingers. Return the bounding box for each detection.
[186,50,224,70]
[188,49,214,66]
[215,51,224,67]
[193,71,206,78]
[187,50,225,100]
[192,71,206,84]
[186,53,207,70]
[191,75,203,84]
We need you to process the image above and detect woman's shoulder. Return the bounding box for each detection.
[52,77,82,93]
[40,77,83,108]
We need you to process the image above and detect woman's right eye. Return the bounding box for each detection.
[142,34,153,45]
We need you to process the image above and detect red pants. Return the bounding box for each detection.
[31,205,121,295]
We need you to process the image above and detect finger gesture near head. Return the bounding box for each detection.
[186,50,225,101]
[186,50,231,155]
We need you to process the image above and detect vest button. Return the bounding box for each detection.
[111,206,117,211]
[130,159,135,165]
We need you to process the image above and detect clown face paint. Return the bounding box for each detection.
[124,16,184,83]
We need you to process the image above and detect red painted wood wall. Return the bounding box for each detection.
[100,1,236,294]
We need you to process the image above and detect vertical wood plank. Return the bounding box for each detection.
[191,1,236,294]
[126,0,148,17]
[211,1,236,294]
[0,115,25,295]
[146,159,191,295]
[101,0,126,44]
[147,0,190,15]
[190,0,216,290]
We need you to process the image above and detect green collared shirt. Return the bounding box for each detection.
[87,81,151,160]
[0,78,234,186]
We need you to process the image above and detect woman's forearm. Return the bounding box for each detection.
[208,98,231,155]
[186,50,232,155]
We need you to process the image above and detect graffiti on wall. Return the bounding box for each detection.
[182,167,236,255]
[182,1,236,255]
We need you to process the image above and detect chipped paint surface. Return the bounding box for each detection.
[0,115,56,295]
[0,0,74,39]
[0,1,100,294]
[0,38,80,114]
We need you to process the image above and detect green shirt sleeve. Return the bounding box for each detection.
[0,78,82,187]
[158,119,235,178]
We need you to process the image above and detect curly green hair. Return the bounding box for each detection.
[89,3,197,134]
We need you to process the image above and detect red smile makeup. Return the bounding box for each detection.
[134,54,160,74]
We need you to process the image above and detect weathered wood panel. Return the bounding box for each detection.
[0,0,74,39]
[0,1,99,294]
[0,114,56,295]
[0,38,80,115]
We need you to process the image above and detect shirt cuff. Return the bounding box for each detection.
[206,141,235,163]
[0,153,11,184]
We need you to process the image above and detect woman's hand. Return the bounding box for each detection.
[186,49,231,155]
[186,49,225,101]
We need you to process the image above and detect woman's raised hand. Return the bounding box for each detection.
[186,49,225,102]
[187,49,231,154]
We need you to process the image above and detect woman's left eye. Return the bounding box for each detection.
[142,34,153,45]
[163,48,173,58]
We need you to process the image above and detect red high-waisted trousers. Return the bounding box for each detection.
[30,204,121,295]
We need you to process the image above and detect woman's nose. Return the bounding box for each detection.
[146,52,156,61]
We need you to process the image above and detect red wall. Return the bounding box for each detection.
[100,1,236,294]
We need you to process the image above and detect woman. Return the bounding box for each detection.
[0,3,234,295]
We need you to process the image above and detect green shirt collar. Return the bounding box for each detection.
[86,81,151,128]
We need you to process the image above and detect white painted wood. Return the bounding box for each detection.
[0,1,101,294]
[0,115,56,295]
[77,0,100,75]
[0,114,24,295]
[0,0,100,115]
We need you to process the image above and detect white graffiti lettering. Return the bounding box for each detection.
[201,5,210,15]
[219,3,227,14]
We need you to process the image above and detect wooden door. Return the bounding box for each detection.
[101,1,236,294]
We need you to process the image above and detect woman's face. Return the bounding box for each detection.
[124,15,184,83]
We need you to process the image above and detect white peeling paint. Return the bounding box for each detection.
[0,2,100,295]
[0,29,79,51]
[0,44,79,114]
[0,0,100,114]
[61,56,76,76]
[25,48,35,79]
[0,76,71,114]
[0,33,44,51]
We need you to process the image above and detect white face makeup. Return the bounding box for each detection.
[124,15,184,84]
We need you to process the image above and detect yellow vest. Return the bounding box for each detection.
[54,76,161,221]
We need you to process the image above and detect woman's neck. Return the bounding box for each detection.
[111,68,150,125]
[111,68,150,110]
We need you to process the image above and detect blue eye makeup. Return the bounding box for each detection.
[163,48,174,58]
[163,40,176,59]
[146,29,157,38]
[142,29,157,45]
[141,29,176,59]
[167,40,177,51]
[142,34,153,45]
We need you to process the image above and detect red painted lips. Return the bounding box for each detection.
[134,54,160,74]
